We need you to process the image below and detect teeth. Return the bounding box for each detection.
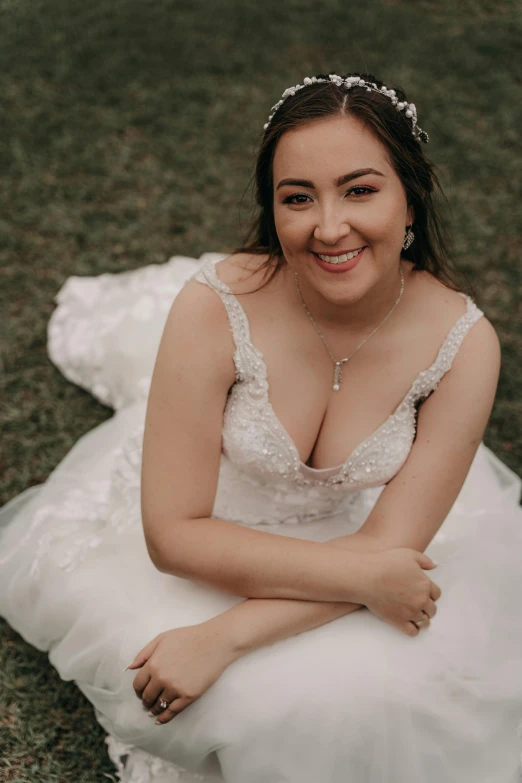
[317,247,364,264]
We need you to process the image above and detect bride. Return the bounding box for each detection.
[1,72,521,783]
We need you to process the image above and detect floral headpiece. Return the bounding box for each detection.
[263,73,429,144]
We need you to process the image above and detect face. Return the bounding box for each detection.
[272,114,414,310]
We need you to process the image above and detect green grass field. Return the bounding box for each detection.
[1,0,521,779]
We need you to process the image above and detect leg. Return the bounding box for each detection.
[214,607,521,783]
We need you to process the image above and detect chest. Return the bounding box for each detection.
[221,348,421,490]
[238,306,438,471]
[193,259,478,486]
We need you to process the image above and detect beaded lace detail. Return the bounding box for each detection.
[193,259,484,491]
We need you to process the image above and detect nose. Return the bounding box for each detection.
[313,205,351,246]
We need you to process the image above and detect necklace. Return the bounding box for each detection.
[294,265,405,391]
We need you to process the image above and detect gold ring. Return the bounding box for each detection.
[412,611,430,629]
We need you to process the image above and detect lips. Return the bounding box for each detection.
[316,246,365,264]
[311,246,366,273]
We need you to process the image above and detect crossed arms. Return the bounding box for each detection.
[141,285,500,652]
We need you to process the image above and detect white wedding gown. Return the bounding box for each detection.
[1,253,521,783]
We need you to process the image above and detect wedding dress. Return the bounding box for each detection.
[1,252,521,783]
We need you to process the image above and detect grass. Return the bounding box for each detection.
[1,0,521,778]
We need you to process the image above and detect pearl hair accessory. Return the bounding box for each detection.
[263,73,429,144]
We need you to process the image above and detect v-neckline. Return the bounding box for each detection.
[202,259,474,475]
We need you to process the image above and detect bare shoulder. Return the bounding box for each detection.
[170,269,232,327]
[450,312,501,378]
[163,252,274,340]
[158,271,238,386]
[412,267,501,372]
[412,267,470,322]
[211,252,277,295]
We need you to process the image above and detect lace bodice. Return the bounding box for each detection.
[3,254,484,568]
[192,258,484,505]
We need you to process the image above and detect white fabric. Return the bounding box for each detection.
[1,252,521,783]
[47,253,223,410]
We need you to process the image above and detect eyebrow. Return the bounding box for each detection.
[276,168,385,190]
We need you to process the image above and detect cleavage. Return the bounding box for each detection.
[262,350,409,471]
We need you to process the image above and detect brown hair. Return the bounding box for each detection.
[235,71,476,299]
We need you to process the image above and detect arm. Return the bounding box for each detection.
[204,317,501,655]
[330,316,501,553]
[141,278,372,604]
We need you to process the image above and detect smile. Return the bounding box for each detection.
[316,247,365,265]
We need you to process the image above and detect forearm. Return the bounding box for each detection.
[204,532,385,656]
[148,515,371,604]
[208,594,364,656]
[326,530,390,553]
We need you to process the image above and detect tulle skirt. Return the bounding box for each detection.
[1,395,522,783]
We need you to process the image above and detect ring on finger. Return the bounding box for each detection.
[156,700,182,724]
[159,698,169,710]
[412,611,430,629]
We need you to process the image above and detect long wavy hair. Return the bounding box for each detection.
[234,72,475,298]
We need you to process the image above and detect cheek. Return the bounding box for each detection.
[274,209,311,247]
[370,215,401,242]
[365,197,407,242]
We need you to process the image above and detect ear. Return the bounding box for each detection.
[407,205,415,226]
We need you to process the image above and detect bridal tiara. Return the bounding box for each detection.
[263,73,429,144]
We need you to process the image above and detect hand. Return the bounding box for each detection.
[359,548,441,637]
[127,621,241,724]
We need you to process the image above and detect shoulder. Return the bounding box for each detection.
[158,270,238,382]
[413,269,501,384]
[402,266,500,395]
[413,267,498,353]
[210,252,277,295]
[449,313,501,385]
[408,279,501,463]
[167,252,273,329]
[409,267,470,326]
[166,275,230,337]
[171,252,268,316]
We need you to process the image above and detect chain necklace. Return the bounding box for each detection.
[294,266,405,391]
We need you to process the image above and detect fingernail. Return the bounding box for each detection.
[148,711,154,717]
[122,665,130,672]
[155,719,162,725]
[432,560,439,566]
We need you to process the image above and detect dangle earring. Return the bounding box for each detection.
[403,225,415,250]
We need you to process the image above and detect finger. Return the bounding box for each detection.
[416,553,437,570]
[413,614,431,631]
[424,599,437,619]
[430,582,442,601]
[149,688,178,717]
[127,635,163,670]
[142,682,163,710]
[387,618,418,638]
[154,697,192,725]
[133,670,151,700]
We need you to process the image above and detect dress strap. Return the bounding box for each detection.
[192,258,259,381]
[434,294,484,371]
[405,293,485,404]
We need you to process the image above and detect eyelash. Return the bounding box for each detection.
[281,185,377,205]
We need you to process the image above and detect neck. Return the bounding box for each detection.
[288,260,406,335]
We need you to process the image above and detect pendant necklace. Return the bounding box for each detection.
[294,266,405,391]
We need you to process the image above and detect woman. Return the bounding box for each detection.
[0,72,521,783]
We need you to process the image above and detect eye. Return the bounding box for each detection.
[345,185,377,197]
[281,192,311,205]
[281,185,377,205]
